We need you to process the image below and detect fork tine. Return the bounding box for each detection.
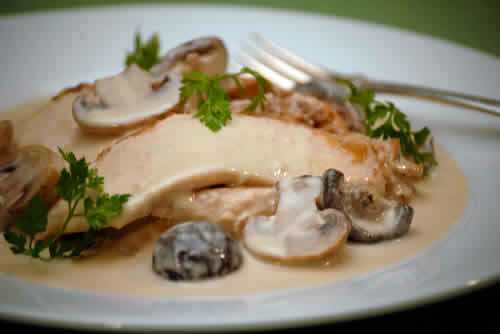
[236,51,295,91]
[242,41,311,84]
[248,34,500,117]
[250,33,334,81]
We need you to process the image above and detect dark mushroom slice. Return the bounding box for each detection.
[347,203,413,242]
[152,221,243,281]
[318,168,345,211]
[150,36,228,78]
[319,168,414,242]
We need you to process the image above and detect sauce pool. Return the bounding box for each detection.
[0,99,468,297]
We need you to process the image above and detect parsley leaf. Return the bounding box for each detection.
[180,67,268,132]
[125,32,161,71]
[3,148,130,261]
[194,90,232,131]
[180,71,232,131]
[239,67,269,112]
[339,79,437,167]
[3,230,26,254]
[14,195,48,236]
[180,71,211,101]
[3,195,50,259]
[84,193,130,231]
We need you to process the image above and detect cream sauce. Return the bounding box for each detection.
[0,100,468,297]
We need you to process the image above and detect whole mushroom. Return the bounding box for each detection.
[152,221,243,281]
[319,168,414,242]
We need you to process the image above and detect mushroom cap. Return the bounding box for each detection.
[243,208,351,263]
[0,145,63,214]
[152,221,243,281]
[72,65,182,135]
[242,175,350,263]
[150,36,228,78]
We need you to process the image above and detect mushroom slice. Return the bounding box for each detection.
[150,36,228,78]
[319,169,414,242]
[318,168,345,211]
[243,176,350,263]
[73,64,181,134]
[0,145,63,216]
[347,202,413,242]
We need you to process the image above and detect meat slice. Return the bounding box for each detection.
[152,186,277,236]
[44,114,386,236]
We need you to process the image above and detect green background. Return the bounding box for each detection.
[2,0,499,58]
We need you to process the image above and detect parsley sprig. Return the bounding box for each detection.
[125,32,161,71]
[3,149,130,260]
[180,67,269,131]
[340,79,437,166]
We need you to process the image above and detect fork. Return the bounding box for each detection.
[238,33,500,117]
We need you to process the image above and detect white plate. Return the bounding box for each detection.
[1,4,500,332]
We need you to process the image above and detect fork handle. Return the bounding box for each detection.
[360,79,500,107]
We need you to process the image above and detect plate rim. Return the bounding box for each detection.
[1,3,499,331]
